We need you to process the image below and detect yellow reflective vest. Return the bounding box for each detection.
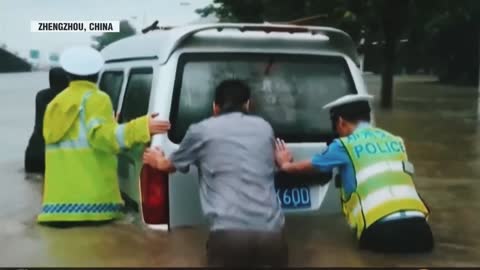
[38,80,151,222]
[339,127,429,239]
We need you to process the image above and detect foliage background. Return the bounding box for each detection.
[197,0,480,108]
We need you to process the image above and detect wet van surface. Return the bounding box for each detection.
[98,23,368,230]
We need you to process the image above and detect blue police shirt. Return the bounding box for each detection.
[311,122,372,197]
[311,122,426,222]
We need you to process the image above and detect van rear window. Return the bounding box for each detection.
[169,53,357,143]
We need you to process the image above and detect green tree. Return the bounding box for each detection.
[92,20,136,51]
[339,0,412,108]
[375,0,411,108]
[198,0,412,109]
[200,1,353,26]
[421,0,479,85]
[198,0,480,106]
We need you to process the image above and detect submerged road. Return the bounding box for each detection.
[0,72,479,267]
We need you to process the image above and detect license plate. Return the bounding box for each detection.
[276,186,311,209]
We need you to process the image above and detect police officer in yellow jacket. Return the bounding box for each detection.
[275,94,434,253]
[38,46,170,226]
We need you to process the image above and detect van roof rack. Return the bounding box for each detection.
[168,23,358,64]
[103,23,359,65]
[142,21,346,36]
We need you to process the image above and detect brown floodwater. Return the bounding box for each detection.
[0,72,478,267]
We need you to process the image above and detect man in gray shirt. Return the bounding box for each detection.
[143,80,287,267]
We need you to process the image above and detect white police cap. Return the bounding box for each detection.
[60,46,104,76]
[322,94,374,110]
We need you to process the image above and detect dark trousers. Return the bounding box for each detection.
[24,135,45,174]
[359,217,434,253]
[206,229,288,267]
[24,152,45,174]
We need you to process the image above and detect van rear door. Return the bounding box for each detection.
[168,53,357,218]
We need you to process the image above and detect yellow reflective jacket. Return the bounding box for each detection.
[38,80,150,222]
[339,127,429,239]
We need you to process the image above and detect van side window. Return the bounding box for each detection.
[99,71,124,112]
[119,67,154,123]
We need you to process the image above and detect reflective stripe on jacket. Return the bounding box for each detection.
[339,127,429,239]
[38,80,150,222]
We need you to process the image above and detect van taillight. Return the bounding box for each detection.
[140,165,169,226]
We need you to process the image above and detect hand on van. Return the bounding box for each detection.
[275,138,293,167]
[148,113,171,135]
[143,146,176,172]
[275,138,315,174]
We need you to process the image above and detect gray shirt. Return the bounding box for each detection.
[170,112,285,232]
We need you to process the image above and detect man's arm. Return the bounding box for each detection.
[274,138,316,173]
[279,159,315,174]
[143,147,176,173]
[275,138,349,174]
[143,124,204,173]
[86,93,170,153]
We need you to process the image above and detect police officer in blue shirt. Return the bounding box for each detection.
[275,94,434,253]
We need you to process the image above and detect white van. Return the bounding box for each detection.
[99,23,370,231]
